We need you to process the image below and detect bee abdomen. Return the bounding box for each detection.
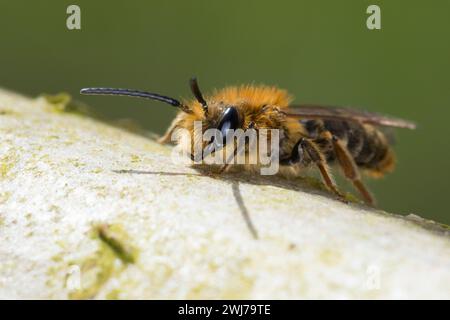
[352,125,388,167]
[306,120,394,174]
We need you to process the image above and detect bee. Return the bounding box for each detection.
[80,78,415,206]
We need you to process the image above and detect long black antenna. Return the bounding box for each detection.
[80,88,191,113]
[189,78,208,114]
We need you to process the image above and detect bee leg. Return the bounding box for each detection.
[280,139,303,166]
[218,142,243,174]
[298,138,347,202]
[325,132,376,206]
[158,115,184,144]
[218,163,231,174]
[157,124,177,144]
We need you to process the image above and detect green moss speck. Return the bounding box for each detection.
[319,249,342,266]
[0,191,11,204]
[0,152,18,179]
[0,109,15,115]
[68,243,117,299]
[96,224,138,264]
[105,288,121,300]
[130,154,141,163]
[40,92,92,116]
[66,223,138,299]
[90,168,103,174]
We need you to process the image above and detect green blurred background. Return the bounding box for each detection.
[1,1,449,223]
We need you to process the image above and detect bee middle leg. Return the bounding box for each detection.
[281,138,347,202]
[321,131,375,206]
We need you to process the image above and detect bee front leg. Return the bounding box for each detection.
[158,123,178,144]
[158,114,185,144]
[218,141,243,174]
[218,162,231,174]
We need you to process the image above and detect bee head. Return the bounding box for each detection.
[215,106,240,145]
[200,105,241,158]
[189,78,241,147]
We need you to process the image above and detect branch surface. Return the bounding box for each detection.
[0,89,448,299]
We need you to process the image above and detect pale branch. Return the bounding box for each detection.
[0,89,448,299]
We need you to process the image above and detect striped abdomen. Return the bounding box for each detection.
[303,119,395,176]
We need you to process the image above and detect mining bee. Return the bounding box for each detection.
[81,78,415,206]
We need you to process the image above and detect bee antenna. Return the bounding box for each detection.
[189,77,208,114]
[79,88,191,113]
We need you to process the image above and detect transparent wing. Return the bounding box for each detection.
[286,104,416,129]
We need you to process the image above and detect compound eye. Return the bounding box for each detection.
[216,107,239,145]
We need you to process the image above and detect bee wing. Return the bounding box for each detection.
[285,104,416,129]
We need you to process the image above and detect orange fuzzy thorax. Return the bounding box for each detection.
[207,85,293,109]
[179,85,293,120]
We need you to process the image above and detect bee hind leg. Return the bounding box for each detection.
[323,132,376,206]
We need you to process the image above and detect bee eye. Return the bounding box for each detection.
[216,107,239,145]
